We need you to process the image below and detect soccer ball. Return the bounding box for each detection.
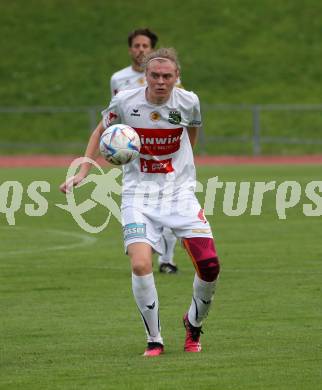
[99,124,141,165]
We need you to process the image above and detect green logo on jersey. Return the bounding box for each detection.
[168,110,181,125]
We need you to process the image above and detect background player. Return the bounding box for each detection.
[110,28,179,274]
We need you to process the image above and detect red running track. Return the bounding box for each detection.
[1,155,322,168]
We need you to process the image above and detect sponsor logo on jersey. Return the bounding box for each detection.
[140,158,174,174]
[131,108,140,117]
[168,110,181,125]
[134,128,183,156]
[150,111,161,121]
[138,77,146,85]
[123,223,146,240]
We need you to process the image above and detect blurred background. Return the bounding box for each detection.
[1,0,322,156]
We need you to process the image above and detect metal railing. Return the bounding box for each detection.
[1,104,322,155]
[201,103,322,155]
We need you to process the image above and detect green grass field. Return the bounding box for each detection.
[1,165,322,389]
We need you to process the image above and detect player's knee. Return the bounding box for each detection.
[130,254,152,275]
[196,257,220,282]
[128,243,153,275]
[183,237,220,282]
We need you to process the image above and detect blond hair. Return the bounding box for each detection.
[143,47,181,71]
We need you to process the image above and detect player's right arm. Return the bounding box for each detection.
[59,95,121,193]
[59,121,105,193]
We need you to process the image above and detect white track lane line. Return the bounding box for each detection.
[0,226,97,257]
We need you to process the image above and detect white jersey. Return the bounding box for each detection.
[110,65,183,96]
[102,87,202,201]
[110,66,146,96]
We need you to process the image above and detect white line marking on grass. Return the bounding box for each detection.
[0,226,97,257]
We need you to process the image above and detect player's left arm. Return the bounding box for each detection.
[187,93,202,149]
[187,127,199,149]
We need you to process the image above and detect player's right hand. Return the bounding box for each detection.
[59,174,85,194]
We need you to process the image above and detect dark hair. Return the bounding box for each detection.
[128,28,158,48]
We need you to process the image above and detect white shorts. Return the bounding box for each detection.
[121,195,213,254]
